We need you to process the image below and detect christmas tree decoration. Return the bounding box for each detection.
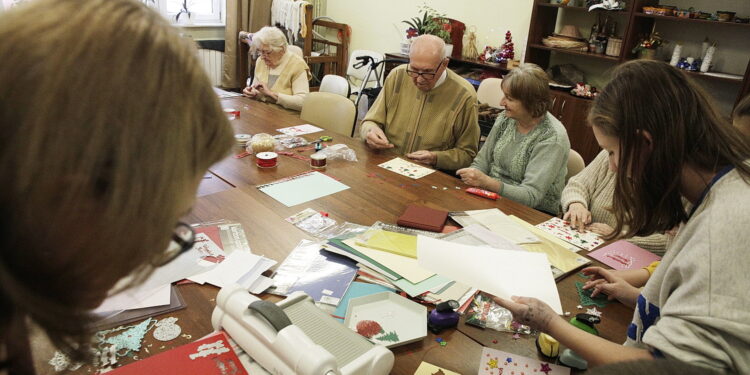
[498,30,515,62]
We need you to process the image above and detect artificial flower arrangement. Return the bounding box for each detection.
[402,4,452,43]
[631,31,667,55]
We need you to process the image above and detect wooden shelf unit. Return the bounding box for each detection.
[525,0,750,162]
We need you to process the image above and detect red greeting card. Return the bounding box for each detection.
[108,332,247,375]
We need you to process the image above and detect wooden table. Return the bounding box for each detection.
[39,97,632,375]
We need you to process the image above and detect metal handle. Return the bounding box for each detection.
[247,300,292,333]
[558,100,566,119]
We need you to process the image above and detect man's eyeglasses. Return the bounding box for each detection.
[155,222,196,266]
[406,60,444,80]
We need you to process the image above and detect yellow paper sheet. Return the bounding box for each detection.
[356,229,417,258]
[414,361,461,375]
[509,216,591,274]
[343,238,434,284]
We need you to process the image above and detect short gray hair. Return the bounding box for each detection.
[252,26,287,52]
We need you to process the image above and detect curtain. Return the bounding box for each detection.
[222,0,272,89]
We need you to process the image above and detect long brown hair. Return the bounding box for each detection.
[0,0,233,369]
[588,60,750,238]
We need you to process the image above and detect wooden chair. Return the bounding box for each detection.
[477,78,504,108]
[566,149,586,183]
[300,92,356,136]
[318,74,350,97]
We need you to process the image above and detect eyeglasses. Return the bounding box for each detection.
[155,222,196,266]
[406,60,444,80]
[259,49,276,56]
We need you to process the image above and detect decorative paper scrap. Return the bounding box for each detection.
[95,318,156,357]
[414,361,461,375]
[378,157,436,179]
[48,351,83,372]
[192,233,226,264]
[479,347,570,375]
[285,208,337,236]
[355,320,400,343]
[536,217,604,251]
[153,317,181,342]
[276,123,323,136]
[587,240,661,270]
[575,281,611,308]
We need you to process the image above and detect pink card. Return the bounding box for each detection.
[536,217,604,251]
[587,240,661,270]
[479,347,570,375]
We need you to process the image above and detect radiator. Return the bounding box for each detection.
[198,49,224,87]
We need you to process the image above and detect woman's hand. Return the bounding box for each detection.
[563,202,591,231]
[242,86,259,98]
[491,295,560,332]
[456,168,491,188]
[581,267,641,307]
[252,82,278,102]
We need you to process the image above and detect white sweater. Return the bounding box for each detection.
[624,168,750,373]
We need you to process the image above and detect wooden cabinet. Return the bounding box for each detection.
[526,0,750,164]
[550,91,600,164]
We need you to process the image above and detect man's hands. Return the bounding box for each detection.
[406,150,437,165]
[365,127,394,149]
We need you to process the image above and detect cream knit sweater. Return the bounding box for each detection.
[561,150,668,255]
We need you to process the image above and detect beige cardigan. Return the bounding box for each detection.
[561,150,669,255]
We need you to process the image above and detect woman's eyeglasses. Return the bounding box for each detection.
[155,222,196,266]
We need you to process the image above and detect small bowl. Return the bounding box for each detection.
[696,12,712,19]
[716,11,736,22]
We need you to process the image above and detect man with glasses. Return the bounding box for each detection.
[359,35,480,171]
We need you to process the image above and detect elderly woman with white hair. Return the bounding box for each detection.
[457,64,570,214]
[242,26,311,111]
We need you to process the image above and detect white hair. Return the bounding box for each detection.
[252,26,288,52]
[409,35,448,61]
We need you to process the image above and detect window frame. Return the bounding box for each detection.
[145,0,225,27]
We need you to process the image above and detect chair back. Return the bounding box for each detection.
[476,78,504,108]
[301,92,356,136]
[566,149,586,183]
[288,45,304,57]
[347,50,384,83]
[319,75,351,97]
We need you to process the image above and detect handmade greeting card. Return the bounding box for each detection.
[479,347,569,375]
[536,217,604,251]
[378,158,436,179]
[587,240,661,270]
[276,124,323,136]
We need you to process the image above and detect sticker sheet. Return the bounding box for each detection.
[536,217,604,251]
[378,157,436,179]
[479,347,570,375]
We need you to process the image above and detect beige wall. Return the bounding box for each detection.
[324,0,534,59]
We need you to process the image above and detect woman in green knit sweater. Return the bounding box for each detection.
[457,64,570,214]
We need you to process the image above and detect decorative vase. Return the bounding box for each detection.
[639,48,656,60]
[400,39,412,55]
[445,44,454,58]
